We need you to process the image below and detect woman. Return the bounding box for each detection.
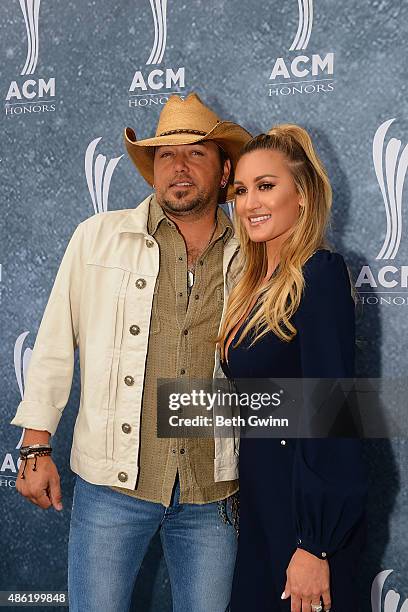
[218,126,367,612]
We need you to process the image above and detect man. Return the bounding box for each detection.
[10,93,252,612]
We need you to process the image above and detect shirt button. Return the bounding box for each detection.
[118,471,128,482]
[124,375,134,386]
[146,239,154,248]
[129,325,140,335]
[280,440,286,446]
[180,369,186,375]
[178,256,183,261]
[178,292,183,297]
[171,449,176,454]
[135,278,146,289]
[194,294,199,300]
[199,260,203,266]
[183,329,188,335]
[121,423,131,434]
[180,448,185,454]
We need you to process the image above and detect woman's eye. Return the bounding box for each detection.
[234,188,246,196]
[259,183,275,190]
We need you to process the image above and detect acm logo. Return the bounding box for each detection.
[5,0,56,116]
[129,0,185,108]
[356,119,408,305]
[1,332,32,487]
[268,0,334,97]
[85,137,123,214]
[371,570,408,611]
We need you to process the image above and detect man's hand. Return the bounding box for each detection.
[16,429,63,511]
[16,455,63,511]
[281,548,331,612]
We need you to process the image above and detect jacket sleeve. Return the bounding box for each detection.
[9,221,87,436]
[292,250,368,559]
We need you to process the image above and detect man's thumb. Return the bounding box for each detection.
[49,479,63,511]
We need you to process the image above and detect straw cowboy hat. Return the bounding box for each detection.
[124,93,252,201]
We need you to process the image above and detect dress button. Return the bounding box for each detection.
[146,239,154,248]
[135,278,146,289]
[180,448,185,454]
[118,471,128,482]
[321,552,327,558]
[124,375,134,386]
[122,423,131,434]
[280,440,286,446]
[129,324,140,335]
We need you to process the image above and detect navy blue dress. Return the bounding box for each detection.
[222,250,368,612]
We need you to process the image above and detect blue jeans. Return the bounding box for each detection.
[68,474,238,612]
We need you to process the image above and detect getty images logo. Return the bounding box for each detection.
[268,0,334,97]
[85,138,123,214]
[129,0,185,108]
[356,119,408,305]
[371,570,408,611]
[5,0,57,116]
[1,332,32,488]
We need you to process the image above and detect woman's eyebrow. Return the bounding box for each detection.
[234,174,279,185]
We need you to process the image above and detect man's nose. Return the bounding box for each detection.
[173,153,189,172]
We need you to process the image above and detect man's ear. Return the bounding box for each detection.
[223,158,232,184]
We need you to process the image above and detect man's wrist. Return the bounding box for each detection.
[22,429,51,446]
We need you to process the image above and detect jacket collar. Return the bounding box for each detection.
[117,194,153,235]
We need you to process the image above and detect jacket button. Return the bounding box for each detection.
[122,423,131,434]
[146,239,154,248]
[129,324,140,335]
[135,278,146,289]
[118,471,128,482]
[124,375,134,386]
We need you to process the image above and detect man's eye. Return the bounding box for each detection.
[191,150,204,156]
[160,151,172,158]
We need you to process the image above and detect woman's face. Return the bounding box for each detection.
[234,149,302,244]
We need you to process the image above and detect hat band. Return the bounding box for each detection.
[157,129,207,137]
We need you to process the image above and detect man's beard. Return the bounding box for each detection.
[157,186,214,218]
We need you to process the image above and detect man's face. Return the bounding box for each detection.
[153,141,230,218]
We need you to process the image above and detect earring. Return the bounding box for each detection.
[221,180,227,188]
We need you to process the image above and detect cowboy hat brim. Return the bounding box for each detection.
[124,120,252,201]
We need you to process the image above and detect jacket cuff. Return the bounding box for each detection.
[296,537,331,560]
[9,400,62,436]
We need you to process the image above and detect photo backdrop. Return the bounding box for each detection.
[1,1,407,610]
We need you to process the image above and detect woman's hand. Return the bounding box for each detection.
[281,548,331,611]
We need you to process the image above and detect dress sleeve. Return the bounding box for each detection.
[292,250,368,559]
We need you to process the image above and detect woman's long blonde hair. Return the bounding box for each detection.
[218,124,332,359]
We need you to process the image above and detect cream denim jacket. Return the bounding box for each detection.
[10,195,239,489]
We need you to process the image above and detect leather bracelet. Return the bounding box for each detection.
[20,449,52,479]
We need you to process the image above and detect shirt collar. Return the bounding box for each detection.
[148,194,234,243]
